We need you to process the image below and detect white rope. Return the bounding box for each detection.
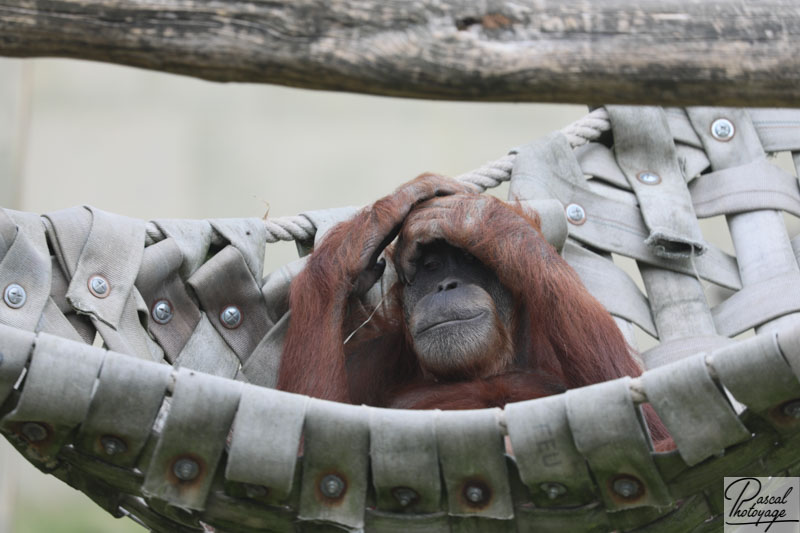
[143,109,611,246]
[145,214,319,246]
[454,107,611,193]
[455,153,516,191]
[263,215,317,243]
[145,224,164,246]
[561,107,612,148]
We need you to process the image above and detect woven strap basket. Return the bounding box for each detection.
[2,106,800,532]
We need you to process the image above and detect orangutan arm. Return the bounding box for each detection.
[277,174,477,402]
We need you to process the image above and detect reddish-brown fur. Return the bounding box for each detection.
[277,174,671,446]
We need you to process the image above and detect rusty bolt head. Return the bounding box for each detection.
[462,480,491,507]
[173,458,201,481]
[612,475,643,499]
[782,399,800,419]
[244,484,268,498]
[21,422,48,443]
[465,486,483,503]
[320,474,346,499]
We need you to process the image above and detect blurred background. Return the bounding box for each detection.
[0,57,586,532]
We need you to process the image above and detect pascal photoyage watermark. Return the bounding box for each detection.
[724,477,800,533]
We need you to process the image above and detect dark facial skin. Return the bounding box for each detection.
[402,242,515,380]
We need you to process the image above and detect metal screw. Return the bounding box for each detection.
[88,275,110,298]
[21,422,48,443]
[4,283,26,309]
[711,118,735,141]
[320,474,346,499]
[540,482,567,500]
[392,487,418,507]
[637,171,661,185]
[100,435,127,456]
[612,476,642,499]
[152,300,174,325]
[220,306,242,329]
[173,458,201,481]
[565,203,586,225]
[782,399,800,419]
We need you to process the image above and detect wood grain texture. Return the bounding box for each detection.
[0,0,798,105]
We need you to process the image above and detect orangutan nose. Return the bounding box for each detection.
[437,279,459,292]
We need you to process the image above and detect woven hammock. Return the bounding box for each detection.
[2,106,800,532]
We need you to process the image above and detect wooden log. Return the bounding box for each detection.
[1,0,799,106]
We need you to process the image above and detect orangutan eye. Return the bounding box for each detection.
[423,260,441,271]
[462,251,475,263]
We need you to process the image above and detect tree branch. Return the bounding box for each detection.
[1,0,799,106]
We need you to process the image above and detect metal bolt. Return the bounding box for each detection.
[88,275,110,298]
[612,476,642,499]
[100,435,127,456]
[320,474,346,499]
[173,458,201,481]
[220,306,242,329]
[244,484,268,498]
[540,482,567,500]
[782,399,800,419]
[711,118,735,141]
[4,283,26,309]
[392,487,418,507]
[244,483,269,498]
[465,485,484,503]
[462,481,491,507]
[152,300,174,325]
[637,171,661,185]
[21,422,48,443]
[565,203,586,225]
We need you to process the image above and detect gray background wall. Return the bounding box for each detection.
[0,56,587,531]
